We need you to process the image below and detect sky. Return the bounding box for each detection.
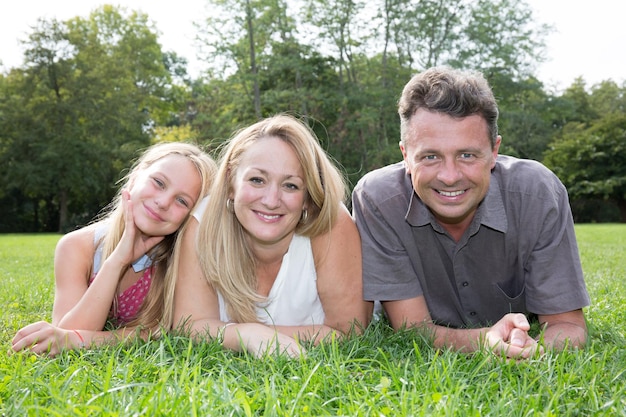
[1,0,625,91]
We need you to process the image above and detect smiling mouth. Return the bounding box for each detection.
[256,211,281,220]
[437,190,466,197]
[145,205,164,221]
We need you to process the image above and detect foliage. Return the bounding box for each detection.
[1,228,625,415]
[544,83,626,221]
[1,0,625,227]
[0,6,178,232]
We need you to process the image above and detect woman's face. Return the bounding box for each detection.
[129,154,202,237]
[231,136,307,252]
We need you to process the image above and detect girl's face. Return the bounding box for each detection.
[231,137,307,253]
[129,154,202,237]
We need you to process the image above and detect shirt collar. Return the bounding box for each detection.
[131,254,152,272]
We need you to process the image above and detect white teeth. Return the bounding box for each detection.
[259,213,280,220]
[439,190,465,197]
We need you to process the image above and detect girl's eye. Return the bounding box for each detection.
[153,177,165,188]
[176,197,190,208]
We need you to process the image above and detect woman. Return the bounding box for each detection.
[12,142,216,355]
[173,114,370,357]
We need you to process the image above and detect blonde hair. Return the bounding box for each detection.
[197,114,347,323]
[94,142,216,331]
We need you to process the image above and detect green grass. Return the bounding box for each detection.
[1,226,625,416]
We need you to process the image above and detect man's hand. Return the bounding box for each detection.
[484,313,544,359]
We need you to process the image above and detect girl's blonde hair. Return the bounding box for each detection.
[95,142,216,331]
[196,114,347,323]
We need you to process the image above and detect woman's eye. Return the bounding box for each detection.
[249,177,264,184]
[153,177,165,188]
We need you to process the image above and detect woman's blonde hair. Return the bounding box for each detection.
[197,114,347,323]
[95,142,216,331]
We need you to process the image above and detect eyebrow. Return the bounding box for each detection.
[248,167,304,182]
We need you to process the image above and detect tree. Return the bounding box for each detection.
[0,6,174,232]
[544,114,626,222]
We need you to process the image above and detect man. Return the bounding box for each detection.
[352,67,590,359]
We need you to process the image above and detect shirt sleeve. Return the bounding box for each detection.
[523,173,590,314]
[352,180,422,302]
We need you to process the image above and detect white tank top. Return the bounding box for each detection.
[219,234,325,325]
[193,197,325,325]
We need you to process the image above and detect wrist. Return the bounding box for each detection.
[217,322,237,345]
[72,329,85,349]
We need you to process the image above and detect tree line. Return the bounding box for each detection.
[1,0,624,233]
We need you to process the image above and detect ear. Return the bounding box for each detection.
[399,141,411,174]
[491,135,502,169]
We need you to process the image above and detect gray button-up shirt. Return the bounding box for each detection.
[352,155,590,328]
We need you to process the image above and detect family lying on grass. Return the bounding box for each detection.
[11,67,589,360]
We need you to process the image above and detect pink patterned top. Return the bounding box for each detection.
[91,224,154,326]
[89,267,153,326]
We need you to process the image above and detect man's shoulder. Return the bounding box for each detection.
[355,161,407,194]
[494,155,564,196]
[353,162,414,210]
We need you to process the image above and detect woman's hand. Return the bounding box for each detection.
[223,323,306,358]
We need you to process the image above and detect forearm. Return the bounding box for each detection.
[56,257,128,329]
[417,322,486,353]
[79,326,152,348]
[541,322,587,350]
[172,317,223,342]
[276,324,337,345]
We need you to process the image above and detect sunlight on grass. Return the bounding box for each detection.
[1,227,625,416]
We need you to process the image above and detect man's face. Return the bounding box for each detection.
[400,109,501,232]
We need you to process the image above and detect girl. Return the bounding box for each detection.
[12,142,216,355]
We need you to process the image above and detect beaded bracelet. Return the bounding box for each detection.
[72,329,85,349]
[217,323,236,345]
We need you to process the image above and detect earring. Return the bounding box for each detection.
[300,209,308,224]
[226,199,235,213]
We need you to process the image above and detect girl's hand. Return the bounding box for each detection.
[11,321,84,356]
[113,190,164,267]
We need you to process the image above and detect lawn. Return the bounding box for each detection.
[1,226,625,416]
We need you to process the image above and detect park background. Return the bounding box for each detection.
[1,0,625,234]
[1,1,625,415]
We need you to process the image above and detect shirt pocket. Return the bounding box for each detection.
[495,278,526,313]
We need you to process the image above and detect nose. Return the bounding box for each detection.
[261,183,281,209]
[155,194,173,210]
[437,158,463,185]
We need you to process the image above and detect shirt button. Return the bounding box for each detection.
[462,281,469,287]
[469,312,476,316]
